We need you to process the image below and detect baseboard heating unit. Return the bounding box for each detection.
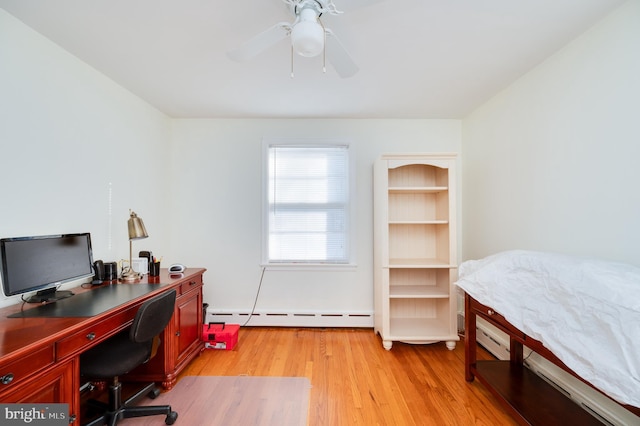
[474,317,639,426]
[206,309,374,328]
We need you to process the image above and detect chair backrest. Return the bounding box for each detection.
[130,289,176,343]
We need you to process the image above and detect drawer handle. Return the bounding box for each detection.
[487,309,495,316]
[189,281,197,286]
[86,332,96,341]
[1,373,14,385]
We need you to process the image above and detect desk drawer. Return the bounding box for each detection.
[56,308,136,360]
[179,275,202,296]
[0,345,54,392]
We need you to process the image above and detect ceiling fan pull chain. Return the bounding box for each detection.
[320,18,327,73]
[291,45,295,78]
[323,50,327,74]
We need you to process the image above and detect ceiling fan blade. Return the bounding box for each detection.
[324,29,359,78]
[227,22,291,62]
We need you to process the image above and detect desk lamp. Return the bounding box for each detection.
[121,210,148,282]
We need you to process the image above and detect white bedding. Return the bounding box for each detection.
[455,250,640,407]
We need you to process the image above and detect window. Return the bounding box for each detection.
[262,141,353,266]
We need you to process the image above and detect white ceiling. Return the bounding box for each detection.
[0,0,625,119]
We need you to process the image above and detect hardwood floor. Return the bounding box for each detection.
[180,327,517,425]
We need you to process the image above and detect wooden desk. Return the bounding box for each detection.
[0,268,206,424]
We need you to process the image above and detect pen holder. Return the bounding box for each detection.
[149,261,161,277]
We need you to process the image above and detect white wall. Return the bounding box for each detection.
[0,10,171,306]
[14,0,634,321]
[0,9,462,316]
[3,0,637,322]
[461,0,640,266]
[169,119,461,321]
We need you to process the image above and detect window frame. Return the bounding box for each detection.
[261,138,356,270]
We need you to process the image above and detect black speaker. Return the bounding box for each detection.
[92,260,104,285]
[139,250,153,266]
[103,262,118,281]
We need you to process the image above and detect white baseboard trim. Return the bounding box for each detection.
[205,308,374,328]
[476,317,511,360]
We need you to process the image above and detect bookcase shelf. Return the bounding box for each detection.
[374,154,459,351]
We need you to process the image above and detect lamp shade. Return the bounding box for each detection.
[291,21,324,57]
[127,211,148,240]
[291,7,324,58]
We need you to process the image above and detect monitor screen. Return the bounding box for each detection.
[0,233,94,302]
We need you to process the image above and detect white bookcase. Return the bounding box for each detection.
[374,153,459,350]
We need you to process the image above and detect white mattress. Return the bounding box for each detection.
[455,250,640,407]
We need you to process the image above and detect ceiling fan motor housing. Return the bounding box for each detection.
[290,0,329,16]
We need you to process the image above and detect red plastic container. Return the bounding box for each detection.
[202,322,239,350]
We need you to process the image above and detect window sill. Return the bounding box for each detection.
[260,263,357,271]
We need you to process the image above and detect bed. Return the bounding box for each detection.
[455,250,640,424]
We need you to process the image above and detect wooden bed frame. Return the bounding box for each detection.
[464,293,640,425]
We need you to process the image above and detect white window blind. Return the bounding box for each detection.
[265,143,351,264]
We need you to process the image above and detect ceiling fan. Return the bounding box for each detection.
[227,0,362,78]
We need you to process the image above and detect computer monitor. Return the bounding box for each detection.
[0,233,94,303]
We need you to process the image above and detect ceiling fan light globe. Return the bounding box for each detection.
[291,21,324,57]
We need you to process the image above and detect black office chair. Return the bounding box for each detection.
[80,289,178,426]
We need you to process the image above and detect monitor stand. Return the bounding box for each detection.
[26,287,74,303]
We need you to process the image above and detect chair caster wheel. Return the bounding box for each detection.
[165,411,178,425]
[148,387,161,399]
